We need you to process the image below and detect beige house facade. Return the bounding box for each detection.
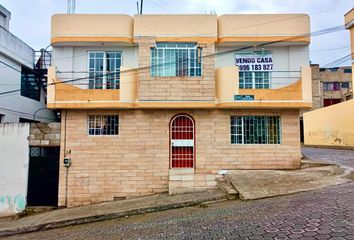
[48,14,312,207]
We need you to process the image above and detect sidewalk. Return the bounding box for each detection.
[226,161,353,200]
[0,189,227,237]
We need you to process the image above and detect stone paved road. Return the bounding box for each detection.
[302,147,354,168]
[3,181,354,240]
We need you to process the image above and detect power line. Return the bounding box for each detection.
[0,24,348,96]
[0,107,57,121]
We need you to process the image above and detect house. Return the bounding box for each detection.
[47,13,312,207]
[0,4,55,123]
[310,65,352,109]
[303,8,354,148]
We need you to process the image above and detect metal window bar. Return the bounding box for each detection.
[151,43,202,77]
[88,115,119,135]
[171,115,194,168]
[231,116,281,144]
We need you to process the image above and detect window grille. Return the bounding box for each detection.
[88,51,121,89]
[230,116,281,144]
[20,66,41,101]
[151,42,202,77]
[88,115,119,135]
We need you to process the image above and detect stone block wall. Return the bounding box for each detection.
[58,109,300,207]
[28,123,61,146]
[136,37,216,101]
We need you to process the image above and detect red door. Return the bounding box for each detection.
[170,114,195,168]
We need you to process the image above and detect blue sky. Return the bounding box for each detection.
[0,0,353,66]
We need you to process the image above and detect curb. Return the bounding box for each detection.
[0,194,228,237]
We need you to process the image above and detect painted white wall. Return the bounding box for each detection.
[0,23,56,123]
[0,53,56,123]
[52,46,138,89]
[0,123,29,217]
[216,45,309,88]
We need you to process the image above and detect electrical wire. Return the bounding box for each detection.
[0,24,349,96]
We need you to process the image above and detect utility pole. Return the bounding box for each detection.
[67,0,76,14]
[136,1,140,15]
[140,0,144,15]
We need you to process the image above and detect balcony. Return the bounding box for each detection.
[47,66,137,109]
[215,66,312,109]
[48,64,311,109]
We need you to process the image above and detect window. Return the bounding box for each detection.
[88,51,121,89]
[323,82,340,91]
[344,68,352,73]
[239,72,271,89]
[88,115,119,135]
[323,99,341,107]
[236,51,272,89]
[150,42,202,77]
[341,82,350,88]
[20,67,41,101]
[230,116,281,144]
[329,68,338,72]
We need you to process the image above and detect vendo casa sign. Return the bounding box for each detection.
[235,53,273,72]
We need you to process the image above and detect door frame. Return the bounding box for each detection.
[169,113,196,169]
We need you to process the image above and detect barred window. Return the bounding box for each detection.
[230,116,281,144]
[151,42,202,77]
[88,115,119,135]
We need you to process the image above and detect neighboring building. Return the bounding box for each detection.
[310,65,352,109]
[48,13,312,207]
[0,4,55,122]
[303,8,354,148]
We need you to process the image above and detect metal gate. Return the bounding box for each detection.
[170,114,195,168]
[27,147,60,206]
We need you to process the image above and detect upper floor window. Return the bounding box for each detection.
[344,68,352,74]
[341,82,350,88]
[20,66,41,101]
[236,51,273,89]
[323,82,340,91]
[88,51,121,89]
[150,42,202,77]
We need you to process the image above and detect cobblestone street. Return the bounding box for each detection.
[302,147,354,168]
[3,181,354,240]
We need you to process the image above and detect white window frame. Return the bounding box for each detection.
[88,115,119,136]
[87,51,122,89]
[151,42,202,77]
[236,50,272,89]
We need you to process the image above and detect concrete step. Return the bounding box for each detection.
[216,178,238,200]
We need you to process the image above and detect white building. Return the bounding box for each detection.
[0,4,55,123]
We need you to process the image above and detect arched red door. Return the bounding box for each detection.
[170,114,195,168]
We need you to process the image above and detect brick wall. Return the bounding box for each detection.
[58,109,300,207]
[136,37,215,101]
[29,123,61,146]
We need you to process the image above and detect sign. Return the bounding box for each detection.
[235,53,273,72]
[234,95,255,101]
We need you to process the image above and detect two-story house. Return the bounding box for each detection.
[48,13,312,207]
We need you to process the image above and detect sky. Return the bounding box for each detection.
[0,0,353,67]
